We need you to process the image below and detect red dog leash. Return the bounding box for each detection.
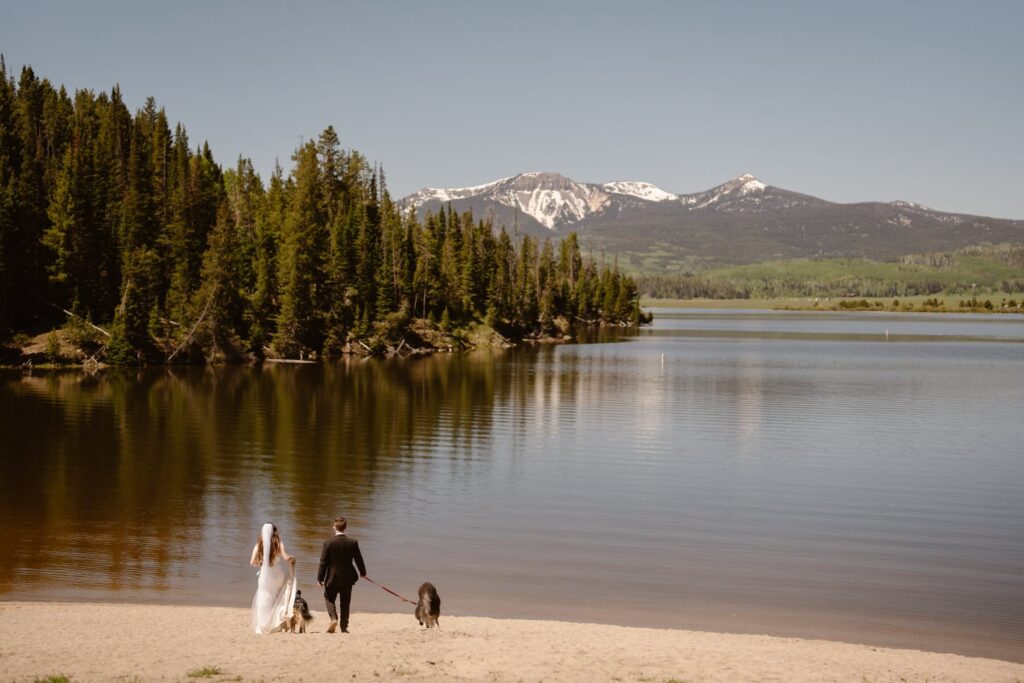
[363,576,416,605]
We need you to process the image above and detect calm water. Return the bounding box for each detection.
[2,309,1023,661]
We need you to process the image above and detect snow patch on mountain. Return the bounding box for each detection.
[404,171,815,226]
[890,200,933,211]
[601,181,677,202]
[510,188,596,229]
[737,173,766,193]
[682,173,769,209]
[404,177,511,209]
[405,173,682,229]
[498,174,611,229]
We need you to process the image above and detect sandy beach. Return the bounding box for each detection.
[1,602,1021,682]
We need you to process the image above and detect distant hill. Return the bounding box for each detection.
[403,172,1024,271]
[634,244,1024,300]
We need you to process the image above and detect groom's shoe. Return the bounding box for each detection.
[341,627,349,633]
[327,620,338,633]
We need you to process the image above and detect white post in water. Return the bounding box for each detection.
[885,329,889,340]
[661,353,665,367]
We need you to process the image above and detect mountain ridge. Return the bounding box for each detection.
[402,172,1024,269]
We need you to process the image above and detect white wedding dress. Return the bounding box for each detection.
[251,523,298,634]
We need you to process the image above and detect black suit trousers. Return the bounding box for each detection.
[324,582,353,628]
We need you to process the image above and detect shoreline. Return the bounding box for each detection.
[6,592,1021,663]
[642,295,1024,314]
[3,601,1022,682]
[6,300,1021,368]
[0,317,618,370]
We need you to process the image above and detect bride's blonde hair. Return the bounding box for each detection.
[255,524,282,566]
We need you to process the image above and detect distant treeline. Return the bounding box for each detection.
[0,62,645,362]
[637,244,1024,300]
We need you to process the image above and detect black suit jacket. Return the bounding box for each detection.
[317,534,367,588]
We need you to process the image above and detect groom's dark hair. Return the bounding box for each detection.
[334,517,347,532]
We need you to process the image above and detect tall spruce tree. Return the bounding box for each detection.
[10,67,54,330]
[184,199,243,361]
[164,124,195,324]
[108,113,161,360]
[274,141,326,356]
[246,162,284,355]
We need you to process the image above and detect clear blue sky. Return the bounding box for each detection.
[3,0,1022,217]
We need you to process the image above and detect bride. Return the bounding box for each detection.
[249,523,297,634]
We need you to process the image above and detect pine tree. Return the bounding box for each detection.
[316,125,344,211]
[486,228,514,326]
[537,238,556,328]
[183,199,243,361]
[42,149,75,290]
[224,157,263,313]
[439,206,463,318]
[66,88,114,319]
[353,194,380,321]
[374,193,405,316]
[514,234,538,325]
[323,198,362,355]
[274,141,326,357]
[112,113,162,356]
[91,85,132,317]
[164,124,195,324]
[412,213,441,319]
[10,67,56,330]
[558,232,583,317]
[457,213,481,317]
[246,162,284,355]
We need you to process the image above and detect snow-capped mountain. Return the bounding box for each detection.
[404,172,677,230]
[403,171,819,230]
[402,171,1024,265]
[680,173,765,209]
[675,173,817,213]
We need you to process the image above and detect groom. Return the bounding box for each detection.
[317,516,367,633]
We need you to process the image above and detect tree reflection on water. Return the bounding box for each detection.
[0,352,539,599]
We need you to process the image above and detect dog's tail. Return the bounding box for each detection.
[431,591,441,615]
[300,602,314,620]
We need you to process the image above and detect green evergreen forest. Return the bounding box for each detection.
[0,63,647,363]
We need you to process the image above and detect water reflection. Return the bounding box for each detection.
[0,356,517,598]
[2,314,1023,662]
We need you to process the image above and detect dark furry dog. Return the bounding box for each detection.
[284,589,314,633]
[415,582,441,629]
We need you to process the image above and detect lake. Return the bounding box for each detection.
[2,309,1022,661]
